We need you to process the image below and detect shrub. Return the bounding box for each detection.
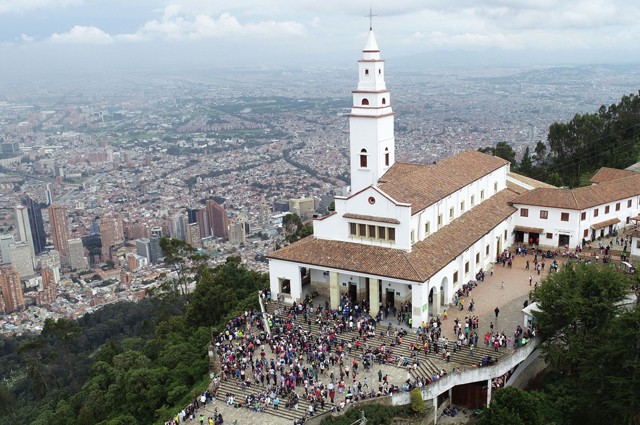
[410,389,425,414]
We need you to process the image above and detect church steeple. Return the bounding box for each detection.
[349,27,395,194]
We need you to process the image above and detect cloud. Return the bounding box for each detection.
[50,25,114,44]
[44,5,306,45]
[127,11,306,41]
[20,33,34,42]
[0,0,82,14]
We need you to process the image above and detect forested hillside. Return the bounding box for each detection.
[480,91,640,187]
[0,250,267,425]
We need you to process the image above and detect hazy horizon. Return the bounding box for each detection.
[0,0,639,80]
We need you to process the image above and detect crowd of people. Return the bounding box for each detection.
[209,292,419,422]
[164,250,543,424]
[164,390,219,425]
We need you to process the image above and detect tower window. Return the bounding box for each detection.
[382,98,386,105]
[384,147,389,166]
[361,98,369,106]
[378,69,381,74]
[360,149,368,168]
[365,69,369,75]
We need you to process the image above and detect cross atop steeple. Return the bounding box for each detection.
[366,3,377,30]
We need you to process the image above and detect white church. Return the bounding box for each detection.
[268,28,640,327]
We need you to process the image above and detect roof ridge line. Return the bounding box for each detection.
[401,249,424,282]
[570,189,580,209]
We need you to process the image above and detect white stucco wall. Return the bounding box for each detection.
[269,259,302,302]
[513,197,640,247]
[313,186,412,250]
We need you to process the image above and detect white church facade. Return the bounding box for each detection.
[268,29,640,327]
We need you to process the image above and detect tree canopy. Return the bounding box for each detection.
[479,92,640,188]
[0,241,267,425]
[531,262,639,425]
[282,213,313,243]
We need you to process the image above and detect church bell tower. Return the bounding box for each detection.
[349,27,395,194]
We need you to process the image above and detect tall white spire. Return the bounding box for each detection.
[348,26,395,194]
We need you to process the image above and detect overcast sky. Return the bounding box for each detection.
[1,0,640,77]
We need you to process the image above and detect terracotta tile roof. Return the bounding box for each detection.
[378,163,425,184]
[342,213,400,224]
[590,167,637,184]
[378,150,509,214]
[512,173,640,210]
[268,189,518,282]
[590,217,620,229]
[508,172,557,189]
[506,181,528,195]
[513,225,544,234]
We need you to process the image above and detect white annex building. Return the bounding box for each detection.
[268,28,640,328]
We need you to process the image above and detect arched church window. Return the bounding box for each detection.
[365,69,369,75]
[361,98,369,106]
[360,149,368,168]
[384,147,390,166]
[382,98,386,105]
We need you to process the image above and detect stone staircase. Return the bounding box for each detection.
[214,301,508,423]
[215,377,317,423]
[265,301,505,380]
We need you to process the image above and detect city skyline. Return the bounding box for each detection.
[1,0,640,79]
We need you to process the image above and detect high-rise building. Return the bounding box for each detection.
[45,183,53,205]
[0,266,24,313]
[123,221,148,240]
[48,204,70,258]
[15,204,36,259]
[126,253,148,271]
[37,267,58,306]
[187,208,198,225]
[289,197,316,220]
[150,226,163,238]
[195,208,210,238]
[170,214,187,241]
[135,238,152,263]
[9,242,34,277]
[68,238,88,271]
[149,235,163,263]
[21,196,46,255]
[228,222,246,245]
[100,214,124,260]
[0,234,14,265]
[206,200,229,240]
[187,222,201,248]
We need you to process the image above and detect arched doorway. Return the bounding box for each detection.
[440,276,449,309]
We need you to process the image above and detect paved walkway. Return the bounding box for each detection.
[199,249,562,425]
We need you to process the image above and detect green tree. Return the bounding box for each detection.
[283,213,313,243]
[410,388,424,414]
[534,140,547,163]
[158,237,196,296]
[546,171,563,188]
[479,387,547,425]
[494,141,517,166]
[534,263,628,374]
[519,146,533,175]
[478,141,517,166]
[533,262,639,424]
